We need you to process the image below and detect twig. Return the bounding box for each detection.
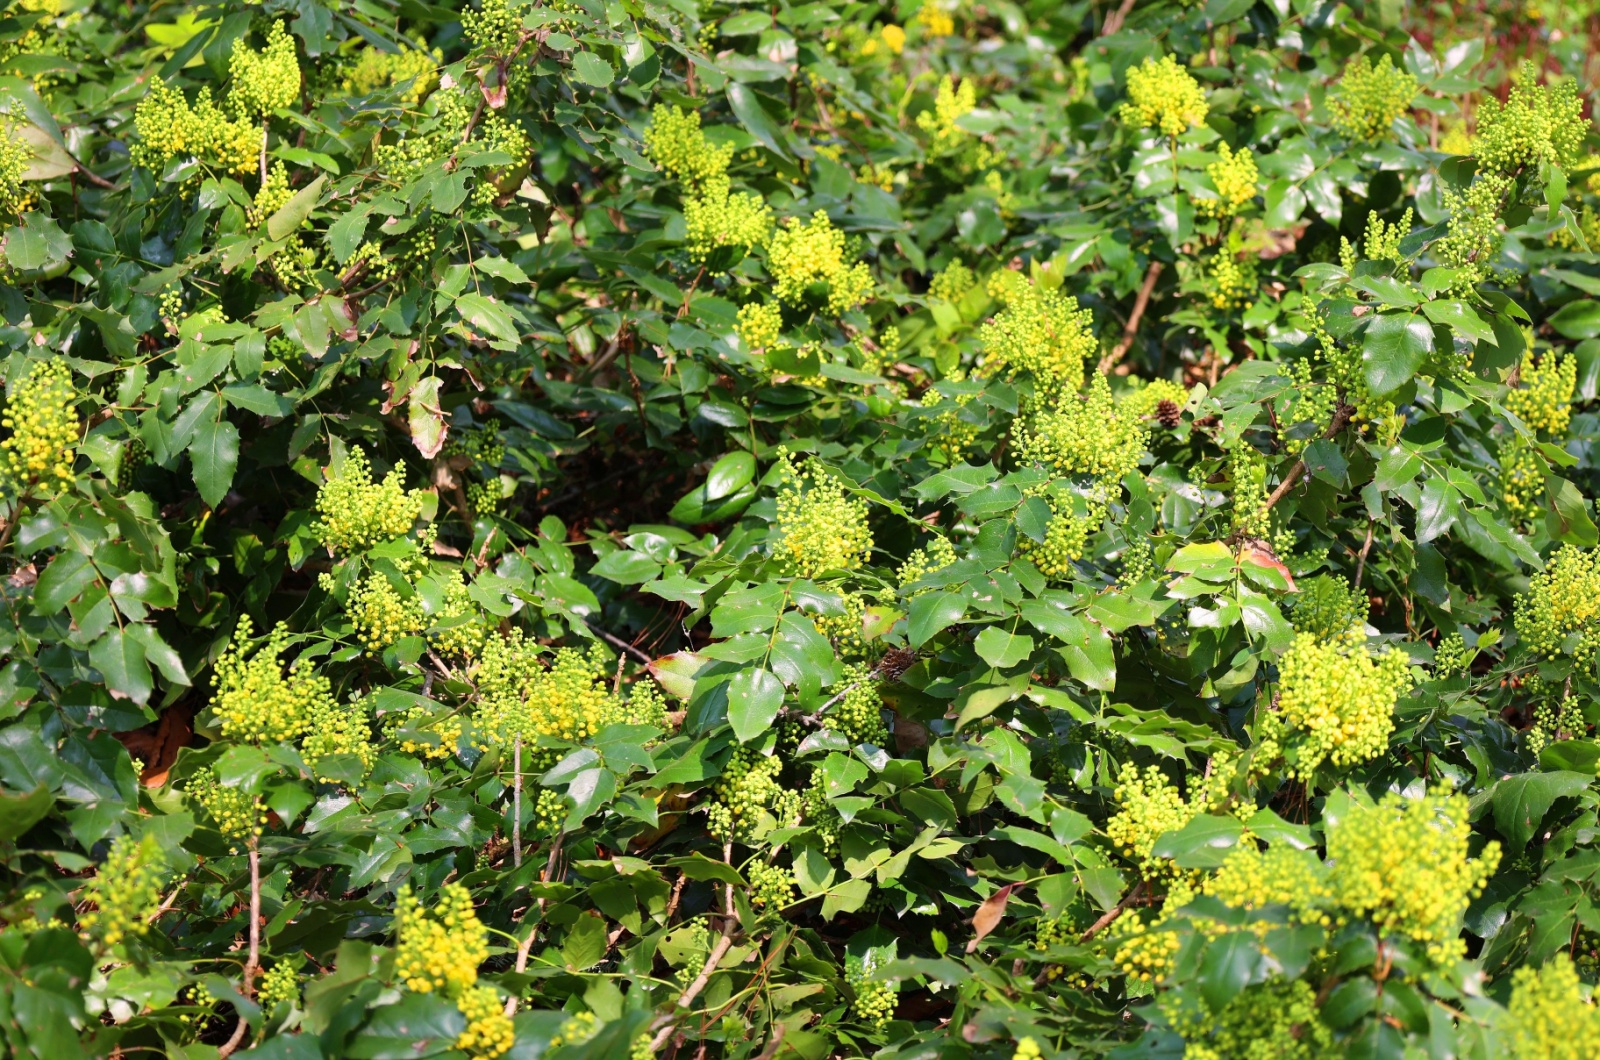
[1260,402,1355,514]
[1103,0,1139,35]
[649,850,739,1050]
[1354,519,1376,587]
[217,846,263,1058]
[503,830,566,1016]
[1098,261,1164,374]
[587,621,652,663]
[1079,880,1144,943]
[677,265,706,320]
[512,738,523,869]
[68,151,117,190]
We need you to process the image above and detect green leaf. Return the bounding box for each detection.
[590,550,661,585]
[1549,299,1600,340]
[89,627,153,705]
[1150,814,1244,868]
[3,213,72,273]
[0,783,52,843]
[266,174,325,241]
[1492,771,1592,849]
[1362,311,1433,395]
[973,628,1033,668]
[191,416,240,508]
[725,81,788,160]
[726,667,783,743]
[705,451,756,500]
[34,551,96,614]
[1421,299,1496,344]
[571,51,615,87]
[907,591,966,648]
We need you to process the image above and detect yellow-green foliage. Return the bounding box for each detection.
[1515,545,1600,668]
[1503,956,1600,1059]
[0,358,78,496]
[929,260,975,302]
[1014,372,1149,486]
[1329,54,1417,140]
[1473,62,1588,176]
[1122,55,1207,137]
[1324,789,1500,963]
[976,278,1097,394]
[79,835,165,948]
[1506,350,1576,435]
[1205,844,1333,926]
[313,449,425,554]
[767,210,874,314]
[210,615,333,743]
[1267,627,1411,777]
[773,455,874,577]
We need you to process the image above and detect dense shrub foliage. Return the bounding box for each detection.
[3,0,1600,1057]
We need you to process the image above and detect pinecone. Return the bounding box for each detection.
[874,648,917,682]
[1156,399,1181,428]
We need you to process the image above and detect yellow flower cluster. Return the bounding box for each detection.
[1328,54,1417,141]
[1270,627,1411,777]
[229,22,301,119]
[461,0,522,57]
[1433,632,1474,677]
[1123,55,1208,138]
[737,301,784,350]
[259,962,300,1011]
[0,358,78,497]
[708,747,797,842]
[1012,1037,1043,1060]
[551,1012,598,1048]
[132,79,263,175]
[1507,350,1576,435]
[897,536,958,591]
[773,455,874,576]
[1205,244,1257,310]
[1473,62,1587,176]
[347,573,425,652]
[0,124,33,217]
[341,45,440,104]
[1196,144,1258,218]
[210,615,334,743]
[1118,378,1190,421]
[395,883,488,993]
[976,279,1097,394]
[767,210,874,314]
[188,770,268,850]
[643,105,734,188]
[684,173,773,264]
[301,697,376,781]
[1106,764,1195,873]
[1017,487,1106,581]
[831,664,888,745]
[1289,574,1368,638]
[394,885,513,1057]
[247,161,294,230]
[1114,918,1184,982]
[476,635,658,748]
[1014,372,1149,486]
[1515,545,1600,667]
[859,23,906,57]
[748,860,797,908]
[1176,979,1333,1060]
[1500,437,1544,522]
[916,2,955,37]
[79,834,164,948]
[1503,956,1600,1059]
[917,75,976,152]
[455,984,515,1058]
[928,260,975,302]
[430,572,492,659]
[313,449,425,554]
[391,705,463,760]
[1324,789,1500,964]
[1205,844,1332,926]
